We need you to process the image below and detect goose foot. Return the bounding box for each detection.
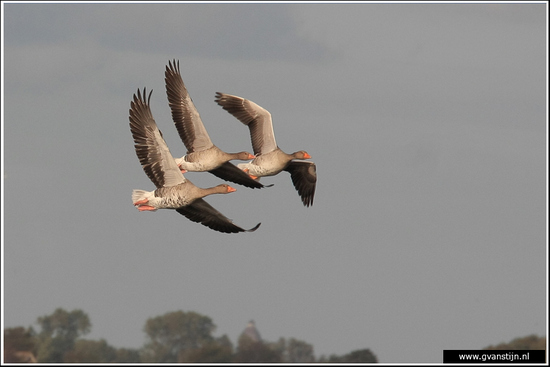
[243,168,258,180]
[133,198,149,206]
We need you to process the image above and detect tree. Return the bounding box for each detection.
[324,348,378,363]
[3,327,37,363]
[483,334,546,350]
[63,339,116,363]
[285,337,315,363]
[113,348,142,363]
[178,336,234,363]
[141,310,216,363]
[36,308,91,341]
[234,332,282,363]
[34,308,91,362]
[269,337,315,363]
[342,348,378,362]
[234,341,282,363]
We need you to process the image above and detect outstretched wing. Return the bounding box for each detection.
[129,88,185,188]
[284,161,317,207]
[165,59,214,153]
[176,199,261,234]
[215,92,277,156]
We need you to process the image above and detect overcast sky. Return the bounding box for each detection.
[2,1,547,363]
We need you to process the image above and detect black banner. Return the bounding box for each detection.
[443,350,546,363]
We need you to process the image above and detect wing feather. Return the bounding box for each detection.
[165,60,213,153]
[176,199,261,233]
[129,88,185,188]
[215,92,277,155]
[284,161,317,207]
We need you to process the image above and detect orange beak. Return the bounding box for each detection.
[180,168,187,174]
[227,186,237,193]
[304,152,312,159]
[248,153,256,159]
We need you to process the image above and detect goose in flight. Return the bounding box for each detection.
[165,60,270,189]
[215,92,316,207]
[129,88,261,233]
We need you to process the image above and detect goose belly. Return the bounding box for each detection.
[238,160,283,177]
[178,160,216,172]
[153,186,195,208]
[177,149,225,172]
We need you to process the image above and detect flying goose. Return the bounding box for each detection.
[129,88,261,233]
[165,60,270,189]
[215,92,316,207]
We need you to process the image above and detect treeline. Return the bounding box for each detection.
[4,308,377,363]
[482,334,547,351]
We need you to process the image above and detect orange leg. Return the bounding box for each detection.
[133,198,149,206]
[243,168,258,180]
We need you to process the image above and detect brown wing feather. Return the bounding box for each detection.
[129,89,166,188]
[165,60,213,153]
[176,199,261,233]
[215,92,277,155]
[284,161,317,207]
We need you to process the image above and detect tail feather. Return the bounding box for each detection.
[132,189,150,205]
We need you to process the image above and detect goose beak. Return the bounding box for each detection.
[248,153,256,159]
[227,186,237,193]
[304,152,312,159]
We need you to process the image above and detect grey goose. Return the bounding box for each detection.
[129,88,261,233]
[215,92,316,207]
[165,60,271,189]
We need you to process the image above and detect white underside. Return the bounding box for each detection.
[237,161,282,177]
[175,156,218,172]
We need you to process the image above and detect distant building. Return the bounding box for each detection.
[240,320,262,343]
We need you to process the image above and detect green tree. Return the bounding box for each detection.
[113,347,142,363]
[234,333,282,363]
[63,339,116,363]
[342,348,378,363]
[141,310,216,362]
[178,336,234,363]
[285,337,315,363]
[324,348,378,363]
[34,308,91,362]
[270,337,315,363]
[483,334,546,351]
[3,327,37,363]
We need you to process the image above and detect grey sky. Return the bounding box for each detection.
[2,1,547,363]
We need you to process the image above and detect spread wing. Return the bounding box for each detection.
[215,92,277,156]
[176,199,261,233]
[165,59,214,153]
[129,88,185,188]
[284,161,317,207]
